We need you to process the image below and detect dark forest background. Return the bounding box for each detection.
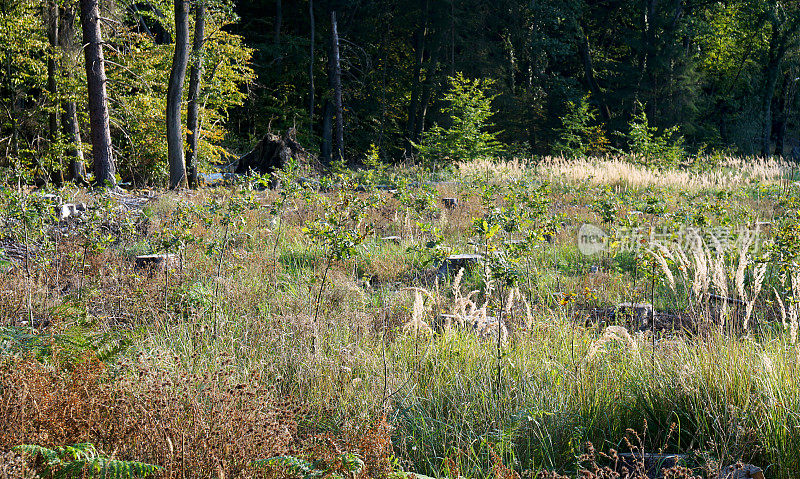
[2,0,800,185]
[229,0,800,159]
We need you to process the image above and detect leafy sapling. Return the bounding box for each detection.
[302,176,383,355]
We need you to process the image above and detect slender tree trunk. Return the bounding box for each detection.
[5,49,19,163]
[775,73,791,156]
[760,16,800,156]
[378,0,389,155]
[308,0,315,125]
[48,4,62,185]
[636,0,657,107]
[505,35,515,93]
[321,99,332,165]
[47,0,59,147]
[330,10,344,164]
[405,27,425,156]
[167,0,189,189]
[645,0,658,117]
[62,102,86,183]
[186,0,205,189]
[450,0,455,76]
[58,4,86,184]
[414,73,434,142]
[761,29,782,157]
[579,28,610,121]
[79,0,116,187]
[761,66,780,157]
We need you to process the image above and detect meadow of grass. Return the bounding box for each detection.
[0,156,798,478]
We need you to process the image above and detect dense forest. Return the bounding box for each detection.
[2,0,800,186]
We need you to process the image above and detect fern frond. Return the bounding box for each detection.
[14,443,160,479]
[92,456,162,478]
[340,453,364,474]
[251,455,314,475]
[63,443,99,462]
[13,444,62,468]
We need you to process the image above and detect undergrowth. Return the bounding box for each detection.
[0,158,796,478]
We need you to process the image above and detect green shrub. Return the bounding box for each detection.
[416,73,503,167]
[626,102,686,167]
[554,95,610,158]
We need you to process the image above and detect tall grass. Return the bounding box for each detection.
[2,158,800,478]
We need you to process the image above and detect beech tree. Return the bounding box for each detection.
[167,0,189,189]
[185,0,205,188]
[330,10,343,165]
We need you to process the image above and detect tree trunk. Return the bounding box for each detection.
[760,28,782,157]
[308,0,315,125]
[47,0,59,147]
[4,48,19,164]
[414,70,435,142]
[330,11,344,164]
[775,73,791,156]
[321,99,332,165]
[636,0,658,109]
[167,0,189,189]
[186,0,205,189]
[79,0,116,187]
[59,4,87,184]
[760,14,800,156]
[579,28,610,121]
[404,26,426,156]
[62,102,86,183]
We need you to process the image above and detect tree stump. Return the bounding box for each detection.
[614,453,686,479]
[235,128,307,176]
[135,254,177,271]
[716,464,764,479]
[56,202,87,220]
[438,254,482,279]
[616,302,653,330]
[442,197,458,209]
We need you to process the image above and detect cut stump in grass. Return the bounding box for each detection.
[617,302,653,330]
[442,197,458,209]
[134,254,178,271]
[614,453,686,479]
[56,202,87,220]
[437,254,482,279]
[717,464,764,479]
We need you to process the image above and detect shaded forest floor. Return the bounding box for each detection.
[0,156,798,479]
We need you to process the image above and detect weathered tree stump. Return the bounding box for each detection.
[134,254,177,271]
[235,128,307,176]
[17,318,51,329]
[442,197,458,209]
[438,254,482,278]
[617,302,653,330]
[717,464,764,479]
[613,453,686,479]
[56,202,87,220]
